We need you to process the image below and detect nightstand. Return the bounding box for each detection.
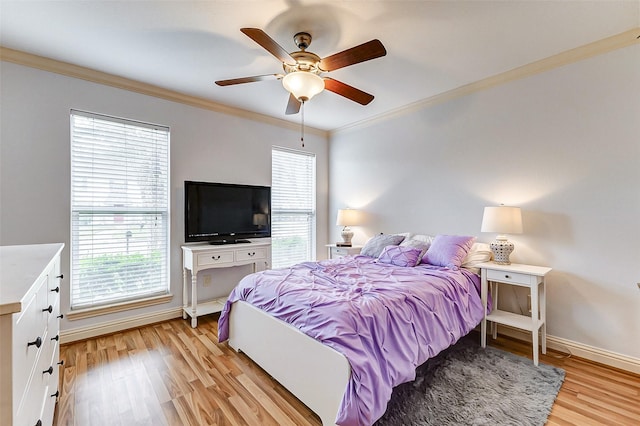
[326,244,363,259]
[478,261,552,366]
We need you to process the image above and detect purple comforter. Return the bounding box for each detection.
[218,255,485,426]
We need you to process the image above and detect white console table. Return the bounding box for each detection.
[181,240,271,327]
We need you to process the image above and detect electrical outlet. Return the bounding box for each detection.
[203,275,212,287]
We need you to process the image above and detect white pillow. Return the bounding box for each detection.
[400,234,434,246]
[461,242,492,274]
[394,232,413,240]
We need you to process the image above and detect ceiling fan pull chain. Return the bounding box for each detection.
[300,100,305,147]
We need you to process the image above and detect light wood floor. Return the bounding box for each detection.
[54,315,640,426]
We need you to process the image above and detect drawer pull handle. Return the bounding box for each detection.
[248,252,256,256]
[212,255,221,260]
[51,286,60,293]
[51,390,60,398]
[43,305,53,313]
[28,337,42,348]
[43,366,53,375]
[58,360,65,366]
[504,275,511,279]
[56,274,64,279]
[57,314,64,319]
[51,335,59,342]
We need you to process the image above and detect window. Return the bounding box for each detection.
[271,147,316,268]
[70,110,169,309]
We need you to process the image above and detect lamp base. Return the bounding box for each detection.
[490,239,514,265]
[340,227,354,247]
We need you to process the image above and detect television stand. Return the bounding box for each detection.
[181,240,272,327]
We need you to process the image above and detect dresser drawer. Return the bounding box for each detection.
[196,251,235,267]
[235,247,267,262]
[13,275,49,406]
[48,291,61,341]
[16,331,56,426]
[486,269,535,286]
[47,264,62,303]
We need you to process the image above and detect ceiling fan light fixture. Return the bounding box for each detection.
[282,71,324,102]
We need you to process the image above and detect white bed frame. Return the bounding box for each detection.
[228,300,351,426]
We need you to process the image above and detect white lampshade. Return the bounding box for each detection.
[282,72,324,102]
[481,206,523,265]
[481,206,523,235]
[336,209,361,227]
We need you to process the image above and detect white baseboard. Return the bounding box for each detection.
[60,307,183,344]
[496,325,640,375]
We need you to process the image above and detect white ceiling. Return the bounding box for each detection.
[1,1,638,131]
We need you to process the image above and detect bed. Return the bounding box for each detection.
[218,234,490,426]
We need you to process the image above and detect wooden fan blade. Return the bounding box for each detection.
[215,74,281,86]
[323,78,374,105]
[241,28,295,64]
[319,39,386,71]
[285,93,301,115]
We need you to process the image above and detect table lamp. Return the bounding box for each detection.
[481,205,523,264]
[336,209,360,247]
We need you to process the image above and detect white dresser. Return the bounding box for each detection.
[0,243,65,426]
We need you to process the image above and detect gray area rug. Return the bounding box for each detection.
[375,334,565,426]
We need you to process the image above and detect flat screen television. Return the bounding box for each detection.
[184,181,271,244]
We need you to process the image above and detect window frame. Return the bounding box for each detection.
[271,146,317,269]
[69,110,170,313]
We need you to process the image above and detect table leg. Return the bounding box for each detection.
[182,268,188,320]
[531,283,539,366]
[540,280,547,354]
[481,270,488,348]
[191,272,198,328]
[492,282,499,339]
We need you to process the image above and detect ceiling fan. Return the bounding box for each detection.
[215,28,387,115]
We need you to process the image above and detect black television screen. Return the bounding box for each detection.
[184,181,271,244]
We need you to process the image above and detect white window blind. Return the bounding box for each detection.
[70,110,170,309]
[271,147,316,269]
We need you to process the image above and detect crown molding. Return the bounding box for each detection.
[2,27,638,138]
[0,46,328,138]
[330,27,640,136]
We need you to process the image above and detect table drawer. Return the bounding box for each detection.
[235,247,267,262]
[333,247,352,257]
[196,251,235,267]
[487,269,534,286]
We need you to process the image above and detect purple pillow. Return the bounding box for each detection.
[400,239,431,265]
[377,245,423,267]
[422,235,476,270]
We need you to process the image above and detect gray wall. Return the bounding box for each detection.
[0,62,329,333]
[329,44,640,359]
